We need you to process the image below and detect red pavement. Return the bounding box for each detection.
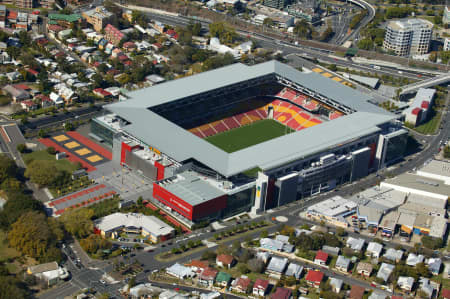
[38,138,96,172]
[66,131,112,160]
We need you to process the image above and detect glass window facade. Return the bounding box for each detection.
[91,119,115,147]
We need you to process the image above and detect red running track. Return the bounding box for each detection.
[66,131,112,160]
[38,138,97,172]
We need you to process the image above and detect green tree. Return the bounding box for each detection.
[60,208,94,238]
[64,122,74,131]
[263,18,274,27]
[260,229,268,238]
[237,263,250,274]
[294,20,312,39]
[16,143,26,153]
[0,193,43,228]
[24,160,62,187]
[357,39,374,50]
[79,234,111,254]
[0,154,17,184]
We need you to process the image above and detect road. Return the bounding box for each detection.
[137,10,435,82]
[340,0,376,45]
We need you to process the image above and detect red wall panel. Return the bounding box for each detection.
[153,183,193,220]
[155,161,165,181]
[192,195,227,220]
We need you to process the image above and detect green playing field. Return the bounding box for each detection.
[205,119,294,153]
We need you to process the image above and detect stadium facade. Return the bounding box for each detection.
[92,61,407,227]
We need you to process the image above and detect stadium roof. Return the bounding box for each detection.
[105,61,396,177]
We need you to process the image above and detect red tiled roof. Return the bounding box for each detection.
[421,101,429,109]
[118,54,128,61]
[123,60,132,66]
[122,41,136,48]
[93,61,101,67]
[14,84,30,91]
[153,43,162,49]
[35,94,51,101]
[47,24,63,32]
[217,254,234,265]
[315,250,328,262]
[235,276,251,290]
[186,260,208,270]
[26,69,39,76]
[391,297,403,299]
[21,100,35,106]
[7,11,17,19]
[93,88,112,97]
[200,267,218,280]
[271,287,291,299]
[442,289,450,299]
[253,279,269,290]
[305,270,323,283]
[349,285,365,299]
[412,107,421,115]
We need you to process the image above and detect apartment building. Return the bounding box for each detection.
[383,18,433,56]
[82,6,114,32]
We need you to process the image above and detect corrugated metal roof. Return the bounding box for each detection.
[105,61,396,177]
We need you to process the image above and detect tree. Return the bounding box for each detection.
[38,129,48,138]
[60,208,94,238]
[247,258,264,273]
[8,211,62,262]
[128,276,136,288]
[46,146,56,155]
[16,143,26,153]
[0,193,43,228]
[0,275,30,299]
[421,235,443,250]
[260,229,268,238]
[0,154,17,184]
[336,227,346,237]
[237,263,250,274]
[293,20,312,39]
[357,39,374,50]
[79,234,111,254]
[64,122,74,131]
[25,160,62,187]
[263,18,274,27]
[201,250,217,261]
[187,22,202,36]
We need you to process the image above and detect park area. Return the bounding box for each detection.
[413,110,442,135]
[205,119,294,153]
[23,149,79,173]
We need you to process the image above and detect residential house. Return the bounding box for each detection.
[376,263,394,283]
[397,276,414,292]
[146,74,165,85]
[232,276,251,293]
[356,262,373,277]
[2,84,29,102]
[198,268,217,286]
[253,279,269,297]
[216,254,235,269]
[215,271,231,287]
[266,256,288,277]
[186,260,208,273]
[285,263,303,279]
[383,248,403,263]
[271,287,292,299]
[48,14,82,29]
[322,245,340,256]
[305,270,323,288]
[346,237,365,251]
[329,277,343,293]
[123,41,136,52]
[369,293,388,299]
[419,277,439,298]
[335,255,350,273]
[406,253,424,266]
[314,250,328,266]
[427,258,442,275]
[20,100,37,111]
[104,24,124,46]
[366,242,383,258]
[35,94,53,108]
[0,5,5,28]
[260,238,293,253]
[93,88,112,99]
[27,262,69,286]
[166,263,194,279]
[6,71,21,82]
[349,285,365,299]
[50,92,64,107]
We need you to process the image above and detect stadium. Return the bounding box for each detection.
[92,61,408,227]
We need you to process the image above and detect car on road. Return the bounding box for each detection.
[99,279,106,285]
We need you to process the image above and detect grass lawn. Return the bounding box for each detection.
[0,95,11,106]
[0,229,20,262]
[413,110,442,135]
[23,150,78,173]
[205,119,294,153]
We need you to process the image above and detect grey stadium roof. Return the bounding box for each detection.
[105,60,396,177]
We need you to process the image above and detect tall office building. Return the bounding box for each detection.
[383,18,433,56]
[262,0,290,10]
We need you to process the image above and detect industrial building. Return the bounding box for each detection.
[93,61,405,227]
[383,18,433,56]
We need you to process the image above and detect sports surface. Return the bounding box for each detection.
[205,119,294,153]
